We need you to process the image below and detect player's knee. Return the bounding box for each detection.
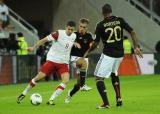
[76,58,87,71]
[81,60,87,71]
[95,76,104,82]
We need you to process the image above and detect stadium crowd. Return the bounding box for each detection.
[0,0,28,55]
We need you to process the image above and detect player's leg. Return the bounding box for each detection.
[79,58,92,91]
[64,59,81,103]
[111,72,122,106]
[47,64,69,105]
[17,61,53,104]
[17,71,46,104]
[65,73,81,103]
[95,76,110,109]
[70,73,81,96]
[111,58,123,106]
[76,57,91,91]
[76,57,87,87]
[94,54,114,109]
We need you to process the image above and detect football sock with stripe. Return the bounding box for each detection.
[111,72,121,98]
[22,79,37,96]
[49,83,66,101]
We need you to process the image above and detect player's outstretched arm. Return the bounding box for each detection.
[130,31,143,58]
[28,37,48,52]
[83,41,99,58]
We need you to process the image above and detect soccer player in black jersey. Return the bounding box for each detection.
[93,4,143,109]
[65,18,94,103]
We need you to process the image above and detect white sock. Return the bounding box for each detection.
[22,79,37,96]
[49,83,66,101]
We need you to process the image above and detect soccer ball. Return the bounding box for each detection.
[30,93,42,106]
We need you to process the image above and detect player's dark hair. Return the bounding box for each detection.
[102,3,112,15]
[79,18,89,24]
[67,21,76,27]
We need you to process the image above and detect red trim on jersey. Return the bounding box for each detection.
[56,85,65,90]
[51,31,59,40]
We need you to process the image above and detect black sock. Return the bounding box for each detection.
[111,73,121,98]
[96,80,109,105]
[80,71,86,87]
[70,84,80,97]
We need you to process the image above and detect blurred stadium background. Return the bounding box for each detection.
[0,0,160,84]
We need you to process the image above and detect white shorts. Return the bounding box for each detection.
[70,56,89,73]
[94,53,123,78]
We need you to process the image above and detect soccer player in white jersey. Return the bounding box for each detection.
[17,21,80,105]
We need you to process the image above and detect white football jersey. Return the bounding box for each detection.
[46,30,76,64]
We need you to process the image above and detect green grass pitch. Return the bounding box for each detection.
[0,75,160,114]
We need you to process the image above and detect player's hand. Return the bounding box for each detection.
[28,47,35,52]
[74,42,81,49]
[134,47,143,58]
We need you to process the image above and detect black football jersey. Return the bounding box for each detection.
[71,31,94,57]
[95,16,133,57]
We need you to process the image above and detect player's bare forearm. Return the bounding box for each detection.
[28,37,48,52]
[83,48,90,58]
[130,31,143,58]
[89,41,99,52]
[130,31,138,48]
[83,41,99,58]
[33,37,48,49]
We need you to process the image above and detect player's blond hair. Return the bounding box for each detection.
[79,18,89,24]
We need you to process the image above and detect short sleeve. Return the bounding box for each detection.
[120,17,133,33]
[47,31,59,41]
